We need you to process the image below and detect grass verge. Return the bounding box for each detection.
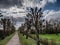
[18,32,36,45]
[40,34,60,45]
[0,33,15,45]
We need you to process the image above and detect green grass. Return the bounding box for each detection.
[18,32,60,45]
[18,33,36,45]
[40,34,60,45]
[0,33,15,45]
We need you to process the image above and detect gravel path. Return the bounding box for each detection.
[6,32,21,45]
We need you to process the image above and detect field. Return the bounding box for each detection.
[18,32,60,45]
[18,33,36,45]
[40,34,60,45]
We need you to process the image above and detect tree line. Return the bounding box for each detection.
[18,7,58,45]
[0,13,15,39]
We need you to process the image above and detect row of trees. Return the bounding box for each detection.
[19,7,43,45]
[0,13,15,39]
[18,7,58,45]
[19,15,60,35]
[42,19,60,34]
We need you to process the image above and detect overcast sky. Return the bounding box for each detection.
[0,0,60,17]
[0,0,60,29]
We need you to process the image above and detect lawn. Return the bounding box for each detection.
[18,33,36,45]
[0,33,15,45]
[40,34,60,45]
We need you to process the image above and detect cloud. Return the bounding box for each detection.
[0,0,57,9]
[0,0,57,18]
[48,0,57,3]
[0,6,26,18]
[0,0,57,28]
[0,0,23,8]
[22,0,57,8]
[43,10,60,21]
[15,22,24,30]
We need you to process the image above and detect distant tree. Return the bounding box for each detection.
[1,18,6,38]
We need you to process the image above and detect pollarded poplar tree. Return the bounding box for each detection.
[25,7,43,45]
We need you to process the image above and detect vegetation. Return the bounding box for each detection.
[0,13,15,39]
[18,7,58,45]
[0,13,16,45]
[40,34,60,45]
[18,32,36,45]
[0,33,15,45]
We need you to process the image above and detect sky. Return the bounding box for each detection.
[0,0,60,29]
[0,0,60,17]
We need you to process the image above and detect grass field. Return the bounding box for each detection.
[18,33,36,45]
[18,32,60,45]
[40,34,60,45]
[0,33,15,45]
